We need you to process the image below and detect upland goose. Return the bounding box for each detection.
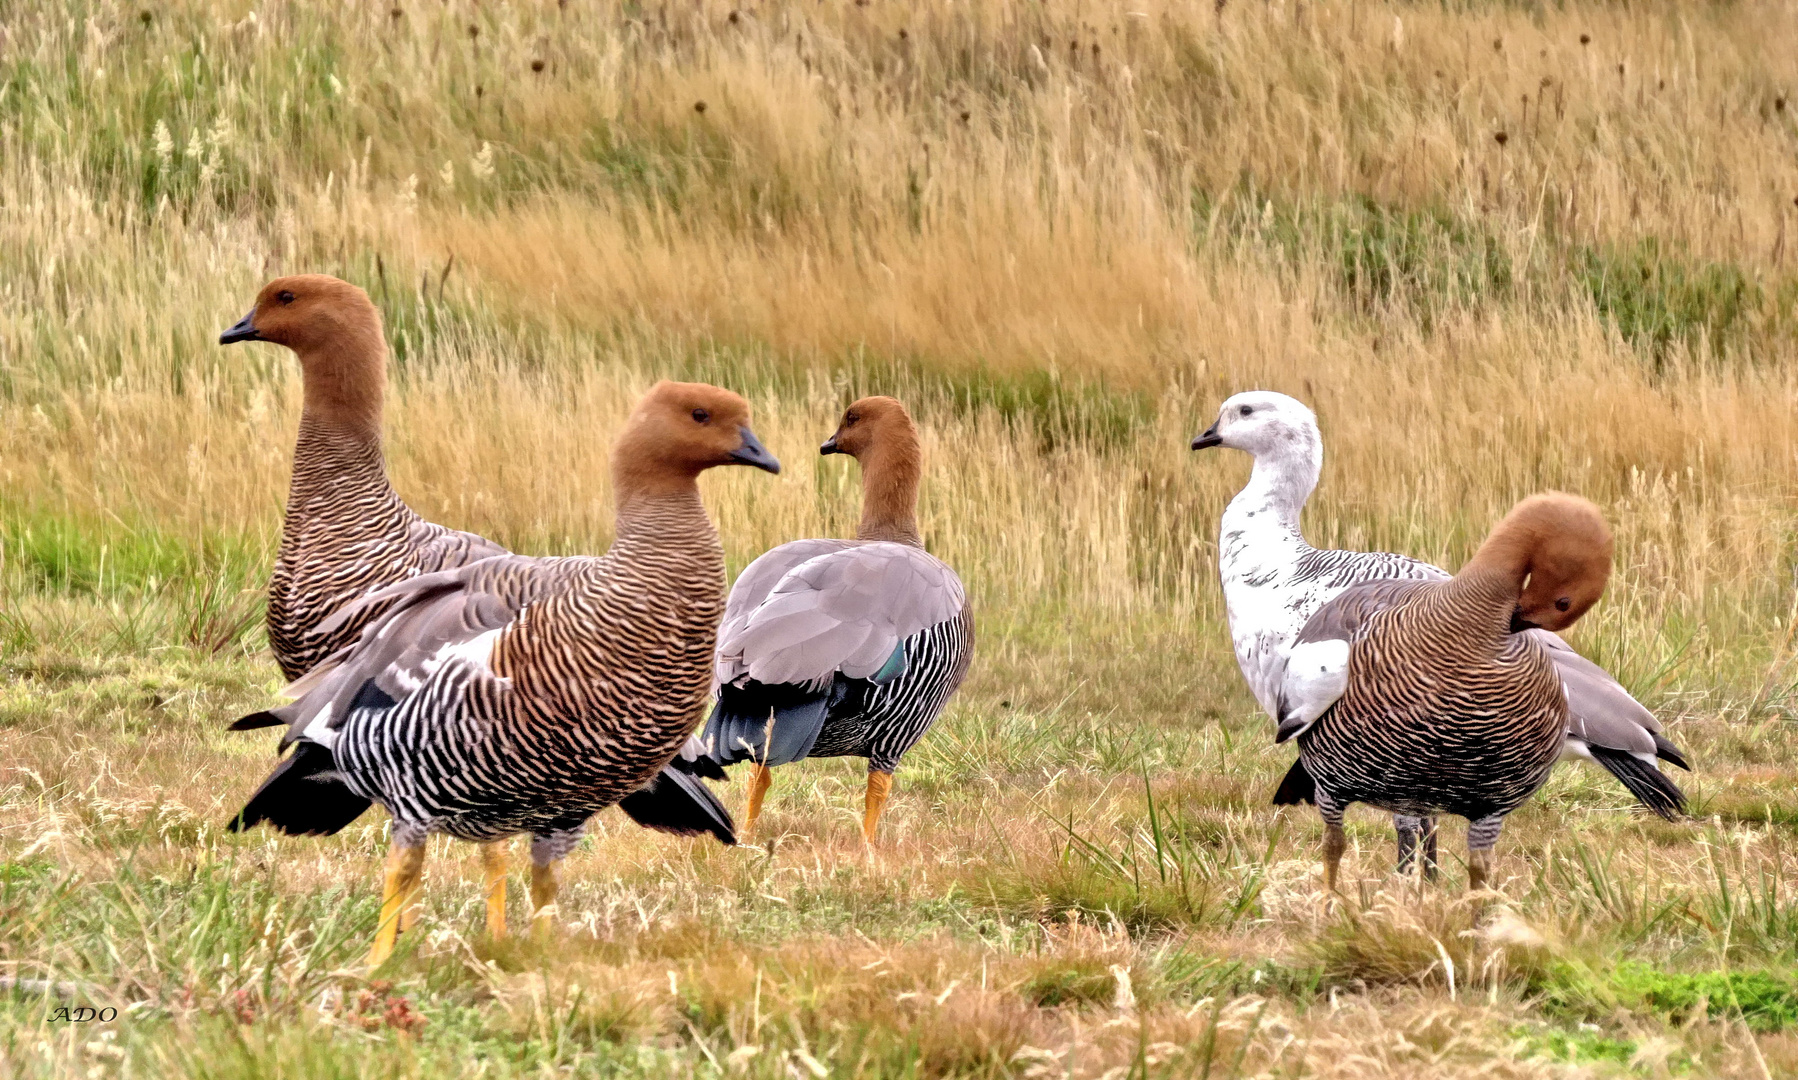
[1276,494,1612,892]
[219,277,731,882]
[1192,391,1686,875]
[226,381,779,966]
[696,397,974,845]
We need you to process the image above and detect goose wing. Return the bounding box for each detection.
[1274,578,1433,744]
[717,541,966,691]
[244,555,570,750]
[717,539,859,669]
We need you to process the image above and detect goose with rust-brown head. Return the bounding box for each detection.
[1273,493,1626,898]
[227,380,780,967]
[218,274,505,680]
[219,282,744,955]
[697,395,975,850]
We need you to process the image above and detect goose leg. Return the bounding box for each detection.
[1466,814,1504,894]
[743,763,774,836]
[1421,816,1440,881]
[528,827,583,936]
[368,837,427,968]
[1394,814,1441,882]
[862,769,894,847]
[481,841,509,939]
[1316,787,1348,894]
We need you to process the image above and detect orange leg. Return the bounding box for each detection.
[368,842,426,968]
[862,770,894,847]
[743,763,774,837]
[481,841,509,938]
[530,861,559,938]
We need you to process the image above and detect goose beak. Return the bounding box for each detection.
[218,309,262,345]
[1191,425,1222,450]
[1508,608,1540,633]
[729,427,782,474]
[819,435,841,455]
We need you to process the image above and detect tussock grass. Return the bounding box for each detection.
[5,0,1798,1075]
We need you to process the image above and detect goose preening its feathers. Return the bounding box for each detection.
[1193,391,1687,877]
[696,396,975,845]
[1271,494,1616,893]
[225,380,779,965]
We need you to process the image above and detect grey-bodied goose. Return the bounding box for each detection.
[1278,493,1614,893]
[696,396,974,845]
[227,382,781,966]
[1192,391,1686,875]
[218,279,732,914]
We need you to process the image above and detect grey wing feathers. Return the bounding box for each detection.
[1293,579,1432,645]
[717,539,858,651]
[718,542,966,690]
[274,555,551,748]
[1527,629,1664,759]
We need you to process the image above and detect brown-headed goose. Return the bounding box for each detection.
[696,396,974,845]
[1276,494,1613,893]
[227,382,780,966]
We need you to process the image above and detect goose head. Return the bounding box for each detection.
[613,381,781,492]
[1474,493,1613,633]
[220,274,383,356]
[820,396,919,462]
[1191,391,1321,461]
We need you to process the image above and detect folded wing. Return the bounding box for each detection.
[718,542,966,692]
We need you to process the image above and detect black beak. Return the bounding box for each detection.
[1508,609,1540,633]
[819,435,841,455]
[1191,425,1222,450]
[218,309,262,345]
[729,427,782,474]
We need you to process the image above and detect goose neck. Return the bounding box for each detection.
[855,444,923,548]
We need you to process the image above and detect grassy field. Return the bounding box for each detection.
[4,0,1798,1075]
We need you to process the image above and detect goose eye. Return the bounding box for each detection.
[1239,405,1253,417]
[691,408,710,423]
[277,290,295,304]
[1554,597,1572,612]
[844,413,859,426]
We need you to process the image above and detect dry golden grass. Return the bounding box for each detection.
[4,0,1798,1076]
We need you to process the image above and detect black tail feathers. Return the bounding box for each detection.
[228,741,371,835]
[1590,746,1686,820]
[229,710,285,731]
[618,768,737,846]
[1271,758,1317,806]
[1652,733,1691,771]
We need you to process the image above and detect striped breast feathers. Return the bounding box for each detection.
[716,541,966,691]
[1274,579,1431,743]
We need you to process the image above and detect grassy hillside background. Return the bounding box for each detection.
[3,0,1798,1075]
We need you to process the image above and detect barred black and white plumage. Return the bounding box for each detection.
[1193,390,1687,856]
[226,380,781,964]
[1274,494,1616,894]
[220,276,726,844]
[698,396,975,845]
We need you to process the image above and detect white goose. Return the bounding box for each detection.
[1192,391,1687,875]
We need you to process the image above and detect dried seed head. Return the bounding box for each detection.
[1778,96,1788,113]
[390,7,401,20]
[1579,33,1590,45]
[467,23,479,38]
[1492,38,1502,51]
[898,28,908,39]
[728,10,739,23]
[959,110,971,123]
[694,100,707,114]
[1494,131,1509,146]
[475,84,484,98]
[139,9,151,24]
[530,59,545,73]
